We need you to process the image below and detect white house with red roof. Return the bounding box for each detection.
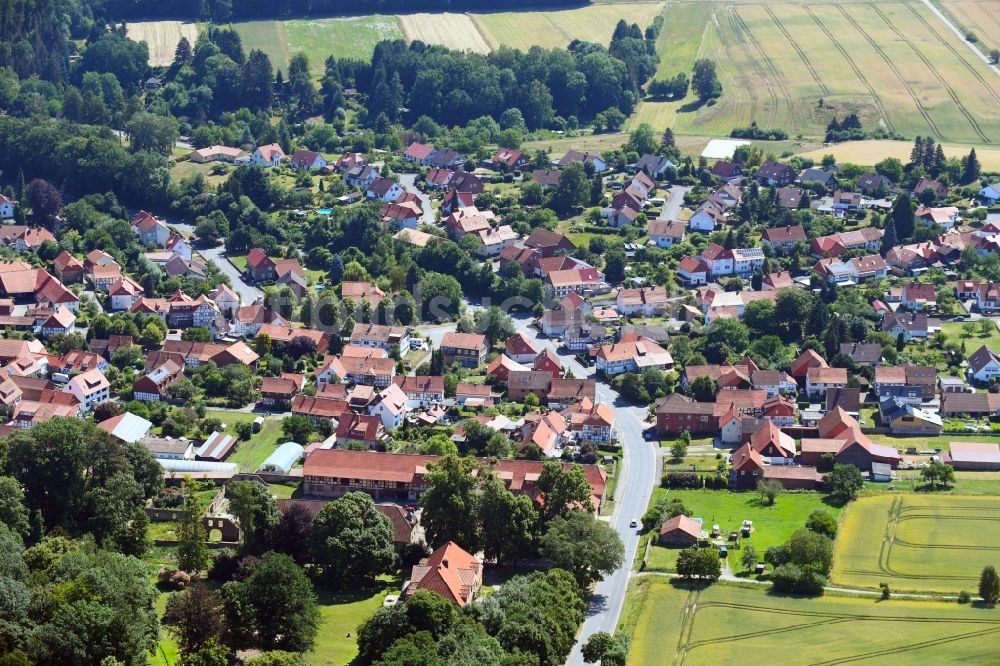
[505,332,540,364]
[250,143,286,167]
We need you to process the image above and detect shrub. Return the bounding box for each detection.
[771,563,826,595]
[676,547,721,580]
[805,509,838,538]
[662,471,702,489]
[208,549,240,582]
[958,590,971,604]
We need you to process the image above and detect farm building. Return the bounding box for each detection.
[257,442,304,474]
[197,431,238,461]
[944,442,1000,471]
[658,514,703,547]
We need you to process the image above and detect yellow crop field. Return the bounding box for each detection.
[832,494,1000,594]
[638,2,1000,144]
[471,3,664,51]
[127,21,200,67]
[797,139,1000,170]
[398,13,491,54]
[940,0,1000,54]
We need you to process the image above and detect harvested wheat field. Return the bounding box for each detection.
[398,13,491,54]
[127,21,199,66]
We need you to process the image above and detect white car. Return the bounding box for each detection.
[629,519,639,528]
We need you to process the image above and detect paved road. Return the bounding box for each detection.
[199,245,262,304]
[508,316,658,664]
[657,185,691,221]
[398,173,437,226]
[917,0,1000,76]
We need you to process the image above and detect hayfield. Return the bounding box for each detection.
[126,21,199,66]
[470,2,663,51]
[623,578,1000,666]
[639,1,1000,144]
[832,494,1000,594]
[232,20,290,73]
[398,13,491,54]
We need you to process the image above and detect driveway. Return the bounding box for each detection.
[398,173,436,226]
[657,185,690,221]
[509,317,658,664]
[199,245,262,304]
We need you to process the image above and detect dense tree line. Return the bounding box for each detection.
[356,37,641,129]
[85,0,585,21]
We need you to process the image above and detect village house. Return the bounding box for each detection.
[259,373,304,408]
[250,143,286,167]
[369,383,409,430]
[900,283,937,310]
[646,219,685,248]
[595,333,673,376]
[756,160,796,186]
[655,394,722,435]
[879,397,942,435]
[289,149,327,170]
[291,394,349,426]
[882,312,940,342]
[392,375,445,408]
[366,177,405,202]
[190,145,248,164]
[558,149,607,172]
[857,172,893,195]
[531,169,561,189]
[916,205,959,230]
[616,286,669,317]
[912,177,947,200]
[0,194,15,219]
[350,323,410,352]
[404,142,436,165]
[811,228,883,257]
[491,147,527,171]
[404,542,483,606]
[806,366,848,398]
[840,342,883,367]
[968,345,1000,384]
[441,332,487,369]
[52,251,84,284]
[336,413,388,448]
[133,360,184,402]
[761,225,807,250]
[505,333,540,364]
[544,267,603,298]
[633,153,676,179]
[61,368,110,412]
[658,514,703,547]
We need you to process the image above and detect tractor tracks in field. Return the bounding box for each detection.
[907,2,1000,106]
[762,4,830,96]
[729,7,795,131]
[835,4,943,138]
[802,6,894,134]
[724,7,780,131]
[869,3,990,142]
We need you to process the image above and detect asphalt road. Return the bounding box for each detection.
[509,317,658,664]
[398,173,437,226]
[657,185,690,221]
[199,245,262,304]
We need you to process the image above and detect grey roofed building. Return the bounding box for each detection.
[839,342,883,366]
[97,411,152,443]
[799,168,836,187]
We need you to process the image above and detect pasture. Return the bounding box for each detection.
[640,1,1000,144]
[832,494,1000,593]
[126,21,199,67]
[398,13,491,54]
[623,578,1000,665]
[470,2,663,51]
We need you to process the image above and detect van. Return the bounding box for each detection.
[51,372,69,384]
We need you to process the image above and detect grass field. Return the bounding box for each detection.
[170,158,231,187]
[640,489,843,573]
[283,17,402,74]
[637,1,1000,144]
[942,320,1000,353]
[798,138,1000,170]
[205,410,286,473]
[623,578,1000,665]
[309,582,397,665]
[471,3,663,51]
[127,21,200,66]
[832,494,1000,593]
[399,13,491,54]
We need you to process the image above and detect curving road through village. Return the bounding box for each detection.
[508,317,658,666]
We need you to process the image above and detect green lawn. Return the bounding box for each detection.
[832,494,1000,593]
[640,489,843,573]
[308,580,400,665]
[941,320,1000,353]
[622,578,1000,665]
[227,255,248,273]
[213,411,286,473]
[866,433,1000,452]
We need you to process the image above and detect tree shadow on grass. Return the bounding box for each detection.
[667,578,715,592]
[678,98,710,114]
[315,575,403,606]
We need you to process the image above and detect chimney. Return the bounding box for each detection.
[442,559,449,568]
